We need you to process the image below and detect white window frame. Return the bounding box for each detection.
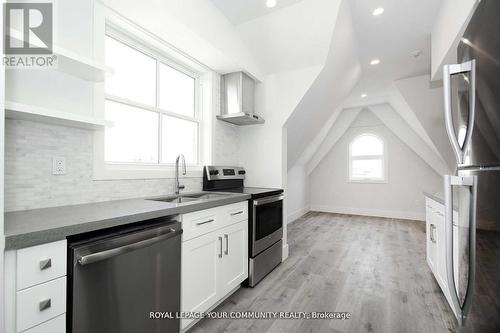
[93,14,215,180]
[348,133,388,184]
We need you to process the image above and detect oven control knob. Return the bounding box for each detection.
[238,170,246,175]
[209,170,219,175]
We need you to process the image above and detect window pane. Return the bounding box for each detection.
[161,115,198,164]
[105,100,158,163]
[105,36,156,106]
[159,63,195,117]
[351,135,383,156]
[351,159,383,179]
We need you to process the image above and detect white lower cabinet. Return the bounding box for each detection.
[425,197,459,317]
[16,277,66,332]
[4,240,68,333]
[22,314,65,333]
[181,231,219,322]
[181,202,248,331]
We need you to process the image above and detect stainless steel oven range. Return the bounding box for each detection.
[203,166,284,287]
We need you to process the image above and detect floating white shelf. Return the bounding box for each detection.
[7,30,113,82]
[52,46,113,81]
[5,101,105,130]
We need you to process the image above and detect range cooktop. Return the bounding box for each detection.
[217,187,283,200]
[202,166,283,199]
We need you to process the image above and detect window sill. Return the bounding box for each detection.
[93,163,204,180]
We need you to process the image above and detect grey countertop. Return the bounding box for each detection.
[4,192,251,250]
[423,192,445,205]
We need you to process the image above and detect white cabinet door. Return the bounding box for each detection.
[181,232,220,330]
[217,221,248,297]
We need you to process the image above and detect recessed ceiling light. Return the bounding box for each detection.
[372,7,384,16]
[461,38,471,45]
[266,0,277,8]
[370,59,381,65]
[361,94,367,98]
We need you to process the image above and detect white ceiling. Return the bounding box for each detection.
[236,0,340,74]
[346,0,442,103]
[210,0,305,25]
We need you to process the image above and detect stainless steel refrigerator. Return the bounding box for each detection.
[442,0,500,331]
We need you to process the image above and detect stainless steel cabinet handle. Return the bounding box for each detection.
[230,211,243,216]
[39,258,52,270]
[224,234,229,255]
[196,219,214,226]
[218,236,223,258]
[39,299,51,311]
[430,224,436,243]
[78,228,180,266]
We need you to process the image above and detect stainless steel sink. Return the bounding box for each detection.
[147,192,231,204]
[183,193,228,200]
[163,196,200,203]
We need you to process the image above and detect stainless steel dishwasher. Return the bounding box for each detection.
[67,216,182,333]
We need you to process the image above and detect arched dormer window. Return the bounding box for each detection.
[349,133,387,182]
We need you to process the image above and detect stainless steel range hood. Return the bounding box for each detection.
[217,72,265,126]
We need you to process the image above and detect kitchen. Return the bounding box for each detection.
[1,0,499,332]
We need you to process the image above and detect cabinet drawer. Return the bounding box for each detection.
[17,240,67,290]
[22,314,65,333]
[182,202,249,242]
[182,208,220,241]
[226,203,248,225]
[16,277,67,332]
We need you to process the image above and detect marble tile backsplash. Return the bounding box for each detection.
[5,119,203,212]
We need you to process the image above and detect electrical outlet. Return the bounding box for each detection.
[52,157,66,175]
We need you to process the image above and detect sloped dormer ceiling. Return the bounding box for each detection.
[288,0,456,176]
[235,0,342,74]
[285,0,361,167]
[307,106,451,176]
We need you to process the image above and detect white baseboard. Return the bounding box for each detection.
[287,206,310,224]
[282,243,289,261]
[310,205,424,221]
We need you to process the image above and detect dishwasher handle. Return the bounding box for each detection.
[77,227,182,266]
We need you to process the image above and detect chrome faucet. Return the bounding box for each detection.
[175,154,186,194]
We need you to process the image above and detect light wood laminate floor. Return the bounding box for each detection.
[190,212,458,333]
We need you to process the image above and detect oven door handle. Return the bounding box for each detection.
[253,194,284,206]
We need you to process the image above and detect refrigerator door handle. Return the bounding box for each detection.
[444,174,477,325]
[443,60,476,166]
[461,174,477,323]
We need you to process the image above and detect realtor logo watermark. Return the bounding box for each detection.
[3,1,57,68]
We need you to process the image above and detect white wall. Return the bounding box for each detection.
[287,164,309,223]
[310,111,442,221]
[431,0,478,80]
[239,65,322,188]
[395,75,455,170]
